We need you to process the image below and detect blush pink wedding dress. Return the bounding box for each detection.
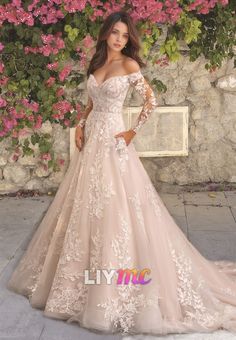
[7,69,236,336]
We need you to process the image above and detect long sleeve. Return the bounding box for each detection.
[128,70,158,134]
[77,95,93,128]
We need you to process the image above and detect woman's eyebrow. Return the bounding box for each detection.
[113,28,129,34]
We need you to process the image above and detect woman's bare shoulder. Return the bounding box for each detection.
[123,57,140,74]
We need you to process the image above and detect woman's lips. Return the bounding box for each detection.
[114,44,121,47]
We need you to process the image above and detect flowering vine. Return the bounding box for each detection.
[0,0,235,171]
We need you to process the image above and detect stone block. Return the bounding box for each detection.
[186,205,236,231]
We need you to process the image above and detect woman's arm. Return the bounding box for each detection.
[77,95,93,128]
[129,73,157,134]
[126,61,158,134]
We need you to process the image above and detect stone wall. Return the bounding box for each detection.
[145,54,236,187]
[0,54,235,194]
[0,122,70,194]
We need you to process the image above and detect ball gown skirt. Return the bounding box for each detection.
[7,70,236,336]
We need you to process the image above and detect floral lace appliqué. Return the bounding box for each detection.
[87,148,116,219]
[97,213,160,334]
[129,71,158,134]
[90,227,103,273]
[45,228,88,317]
[168,240,220,328]
[115,136,129,174]
[145,182,162,217]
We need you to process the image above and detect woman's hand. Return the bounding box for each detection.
[75,125,84,151]
[114,129,136,146]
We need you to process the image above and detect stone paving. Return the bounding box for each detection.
[0,191,236,340]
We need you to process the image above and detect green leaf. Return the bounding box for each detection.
[64,25,72,32]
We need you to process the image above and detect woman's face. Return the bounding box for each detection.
[106,21,129,52]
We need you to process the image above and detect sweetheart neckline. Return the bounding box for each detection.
[89,70,141,87]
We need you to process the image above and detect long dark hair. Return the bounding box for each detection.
[87,11,146,77]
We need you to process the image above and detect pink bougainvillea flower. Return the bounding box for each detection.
[9,107,17,117]
[47,62,59,70]
[90,8,103,21]
[39,45,52,56]
[12,154,19,162]
[18,128,31,137]
[63,0,87,13]
[41,152,52,161]
[57,158,65,166]
[76,50,87,69]
[76,46,82,53]
[12,0,21,7]
[41,34,54,44]
[52,113,61,120]
[0,62,5,73]
[46,76,56,87]
[24,46,38,54]
[3,117,17,130]
[59,65,72,81]
[41,8,64,25]
[30,1,64,25]
[2,119,12,131]
[25,34,65,57]
[0,43,4,52]
[131,0,183,24]
[0,2,34,26]
[0,76,9,85]
[82,35,94,49]
[13,109,26,119]
[31,102,39,113]
[27,114,35,122]
[219,0,228,4]
[28,0,40,12]
[21,98,39,112]
[34,115,43,129]
[187,0,227,13]
[155,55,170,67]
[0,97,7,107]
[53,100,73,115]
[54,34,65,49]
[21,98,30,107]
[63,119,70,126]
[56,87,64,97]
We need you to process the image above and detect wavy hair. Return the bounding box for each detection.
[86,11,146,77]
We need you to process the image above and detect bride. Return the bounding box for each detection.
[7,10,236,336]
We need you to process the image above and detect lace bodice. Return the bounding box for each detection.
[77,70,158,134]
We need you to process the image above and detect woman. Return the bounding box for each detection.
[7,10,236,336]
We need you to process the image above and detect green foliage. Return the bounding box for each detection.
[193,1,236,69]
[177,13,202,44]
[159,36,181,62]
[151,79,167,94]
[0,1,235,172]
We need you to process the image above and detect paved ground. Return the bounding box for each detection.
[0,191,236,340]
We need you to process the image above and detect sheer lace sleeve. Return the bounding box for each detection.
[128,70,158,134]
[77,96,93,128]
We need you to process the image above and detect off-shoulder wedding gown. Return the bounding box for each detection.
[7,69,236,336]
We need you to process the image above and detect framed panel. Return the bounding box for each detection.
[123,106,189,157]
[70,106,189,159]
